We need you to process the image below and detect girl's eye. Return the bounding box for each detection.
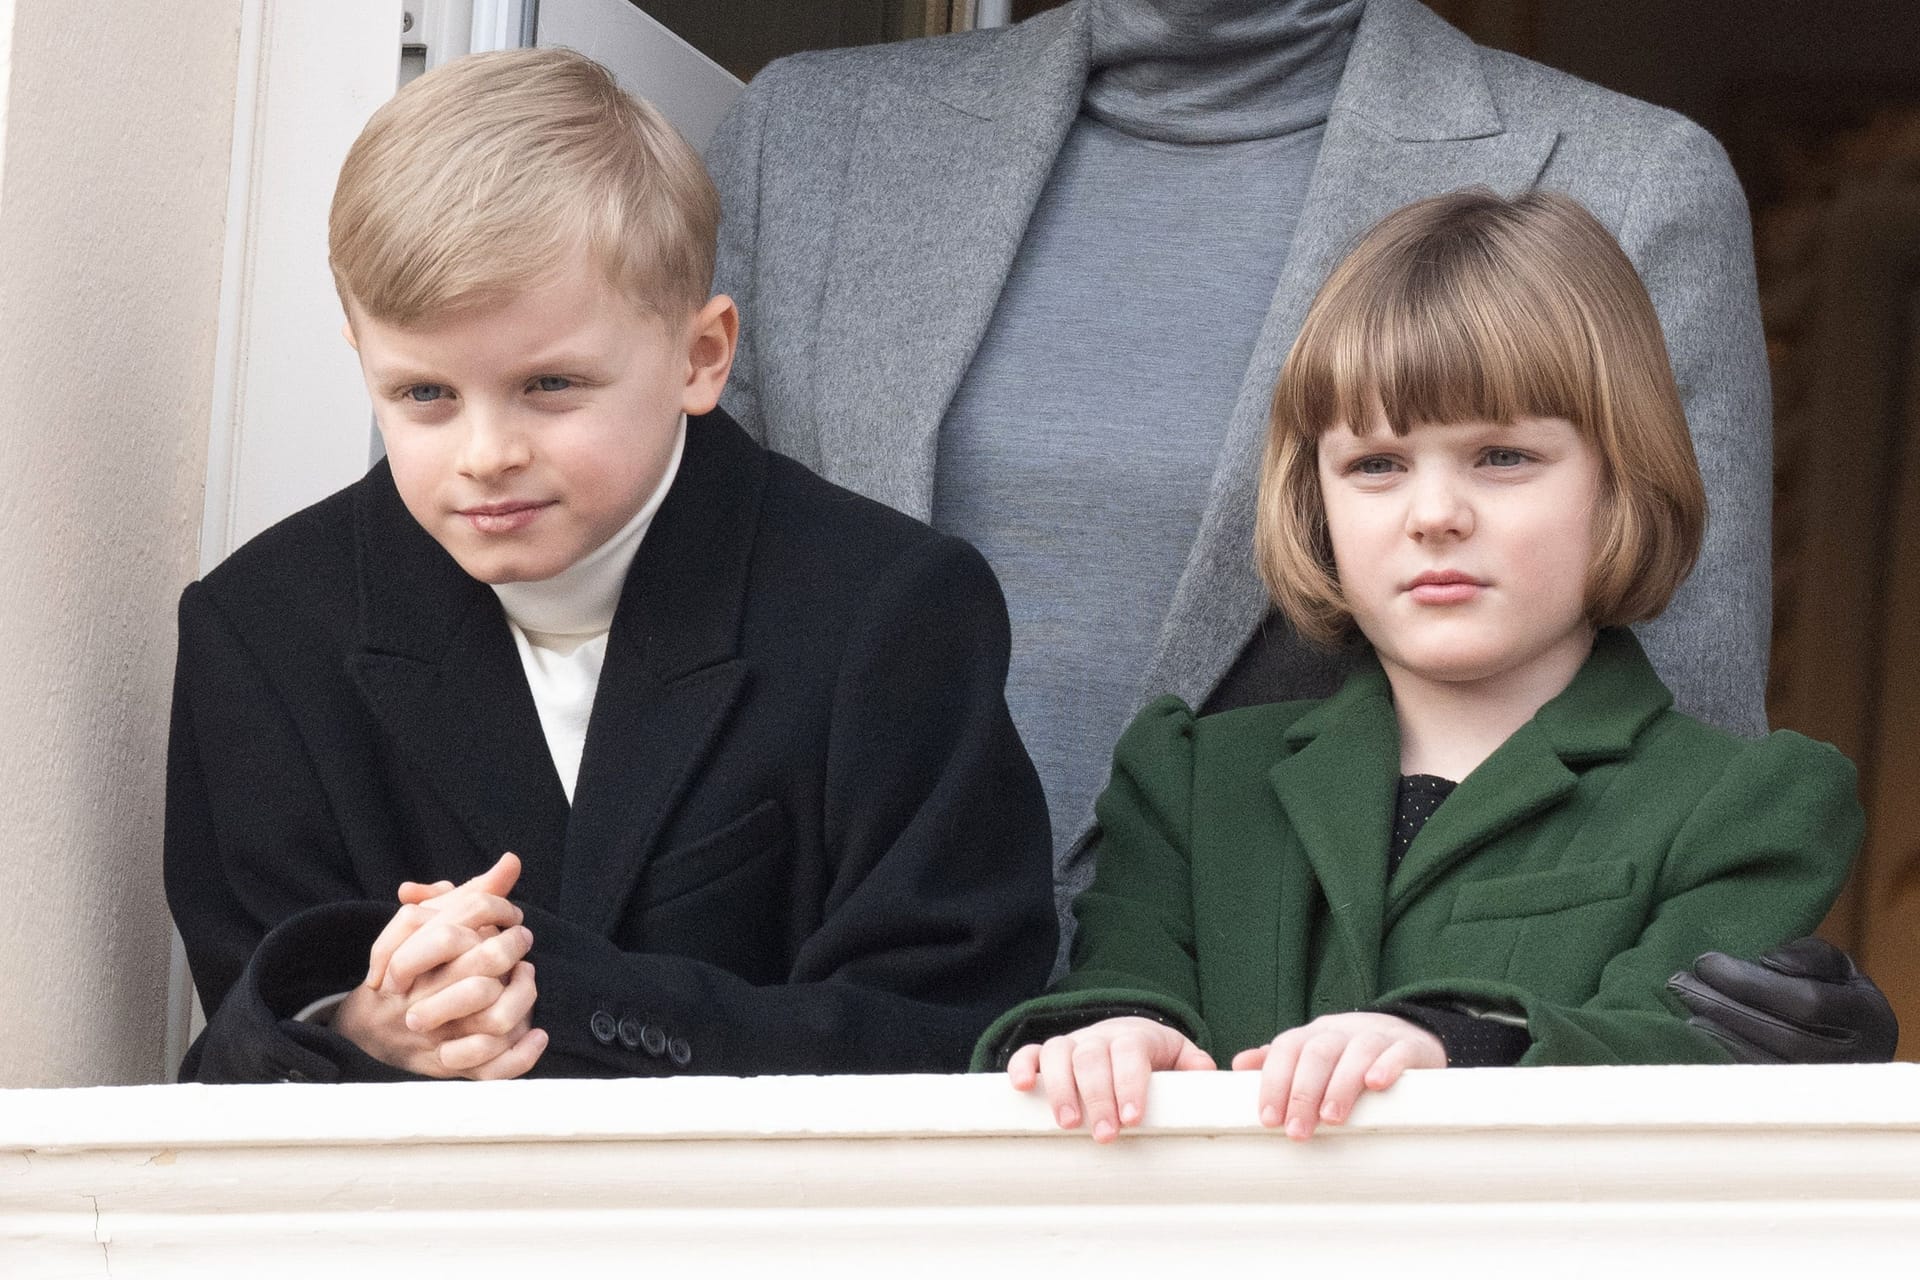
[1483,448,1530,467]
[1353,456,1400,476]
[405,384,449,404]
[531,376,573,393]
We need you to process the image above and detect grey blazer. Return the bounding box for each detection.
[705,0,1773,892]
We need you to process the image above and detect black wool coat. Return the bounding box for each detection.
[166,409,1056,1083]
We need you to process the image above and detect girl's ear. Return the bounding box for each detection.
[680,294,739,416]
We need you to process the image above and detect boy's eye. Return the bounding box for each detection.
[405,384,449,404]
[531,376,573,393]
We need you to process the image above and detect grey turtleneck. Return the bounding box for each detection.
[932,0,1363,880]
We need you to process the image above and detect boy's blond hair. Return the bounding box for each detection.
[1256,188,1708,648]
[329,47,718,326]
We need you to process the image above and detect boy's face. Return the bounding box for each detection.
[346,253,735,584]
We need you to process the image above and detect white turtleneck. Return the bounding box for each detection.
[492,415,686,802]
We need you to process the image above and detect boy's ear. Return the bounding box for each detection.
[679,294,739,417]
[341,319,358,351]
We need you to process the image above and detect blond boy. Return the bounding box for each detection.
[166,49,1054,1082]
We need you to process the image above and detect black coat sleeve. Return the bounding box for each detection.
[165,583,407,1083]
[524,535,1057,1077]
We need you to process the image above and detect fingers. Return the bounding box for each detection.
[380,895,526,994]
[434,961,540,1073]
[469,852,523,901]
[463,1027,549,1081]
[1230,1043,1270,1071]
[1010,1020,1210,1139]
[1276,1030,1343,1140]
[396,880,454,905]
[1250,1032,1302,1132]
[403,926,534,1031]
[1007,1044,1042,1093]
[371,853,525,985]
[1319,1033,1395,1127]
[1037,1036,1087,1133]
[1109,1036,1155,1132]
[1758,936,1855,983]
[1172,1042,1219,1072]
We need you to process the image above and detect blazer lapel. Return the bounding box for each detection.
[1135,0,1561,719]
[556,413,757,937]
[1385,630,1675,919]
[347,465,571,905]
[1265,667,1400,998]
[812,3,1091,518]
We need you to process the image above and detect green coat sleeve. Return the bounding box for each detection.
[971,697,1209,1070]
[1379,731,1862,1065]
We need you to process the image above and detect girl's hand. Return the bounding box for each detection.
[1007,1016,1216,1143]
[1232,1012,1445,1140]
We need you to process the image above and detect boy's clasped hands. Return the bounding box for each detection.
[1008,1011,1444,1143]
[332,853,548,1080]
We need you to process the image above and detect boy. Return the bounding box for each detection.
[165,48,1055,1083]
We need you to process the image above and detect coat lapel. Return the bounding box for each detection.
[555,412,758,937]
[1134,0,1562,722]
[347,464,572,905]
[812,3,1091,518]
[1385,630,1675,919]
[1265,667,1400,997]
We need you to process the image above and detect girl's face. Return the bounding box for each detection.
[1317,413,1604,702]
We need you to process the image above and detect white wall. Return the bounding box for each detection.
[0,1,244,1086]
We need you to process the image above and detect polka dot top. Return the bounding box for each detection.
[1391,773,1458,876]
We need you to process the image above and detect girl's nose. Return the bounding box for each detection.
[1405,469,1473,541]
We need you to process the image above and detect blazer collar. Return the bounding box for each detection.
[1270,629,1673,978]
[813,2,1092,518]
[348,410,760,930]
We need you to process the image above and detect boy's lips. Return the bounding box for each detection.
[458,500,553,534]
[1404,569,1486,605]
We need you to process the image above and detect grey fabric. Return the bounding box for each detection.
[705,0,1774,930]
[933,0,1350,885]
[1085,0,1362,142]
[933,120,1319,874]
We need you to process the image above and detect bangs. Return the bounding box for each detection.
[1272,204,1605,445]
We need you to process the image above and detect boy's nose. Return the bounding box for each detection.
[456,408,533,481]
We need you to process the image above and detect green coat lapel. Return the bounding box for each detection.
[1386,630,1675,919]
[1266,667,1399,999]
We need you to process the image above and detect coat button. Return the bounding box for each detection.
[667,1036,692,1067]
[617,1016,643,1050]
[589,1010,618,1044]
[640,1024,667,1057]
[282,1068,310,1083]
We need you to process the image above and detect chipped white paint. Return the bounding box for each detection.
[3,1066,1918,1275]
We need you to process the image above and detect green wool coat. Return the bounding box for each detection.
[974,630,1862,1070]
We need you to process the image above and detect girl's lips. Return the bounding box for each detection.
[460,502,551,534]
[1405,572,1485,605]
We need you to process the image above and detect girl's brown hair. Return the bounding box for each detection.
[1256,187,1707,647]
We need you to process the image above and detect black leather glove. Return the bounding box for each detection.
[1667,936,1898,1064]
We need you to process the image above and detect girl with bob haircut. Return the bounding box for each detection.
[974,188,1862,1141]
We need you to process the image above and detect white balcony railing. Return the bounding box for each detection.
[5,1064,1919,1276]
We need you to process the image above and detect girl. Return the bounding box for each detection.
[976,188,1862,1141]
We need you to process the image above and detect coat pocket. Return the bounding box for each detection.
[639,798,789,911]
[1449,860,1638,923]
